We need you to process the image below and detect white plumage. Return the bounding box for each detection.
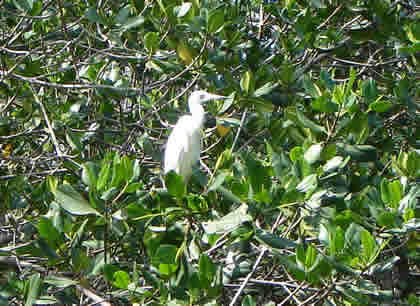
[164,90,225,183]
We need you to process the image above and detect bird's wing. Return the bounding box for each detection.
[164,115,194,176]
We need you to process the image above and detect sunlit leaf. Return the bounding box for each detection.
[55,184,101,216]
[203,204,251,234]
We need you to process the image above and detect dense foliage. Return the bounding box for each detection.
[0,0,419,305]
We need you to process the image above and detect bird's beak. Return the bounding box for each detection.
[207,94,225,101]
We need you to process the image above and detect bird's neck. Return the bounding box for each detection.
[189,103,205,128]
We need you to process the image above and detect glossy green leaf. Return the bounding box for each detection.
[203,204,251,234]
[311,95,338,113]
[113,271,131,289]
[82,162,98,188]
[44,276,78,288]
[360,228,376,265]
[121,16,145,31]
[240,70,253,94]
[55,184,101,216]
[331,226,345,256]
[85,8,104,24]
[381,179,403,208]
[208,9,224,33]
[152,244,178,276]
[305,244,318,271]
[255,229,297,249]
[242,295,257,306]
[290,146,304,163]
[323,156,345,173]
[198,254,216,287]
[38,217,60,244]
[254,82,279,97]
[296,174,317,193]
[369,99,392,112]
[296,108,327,134]
[97,161,111,191]
[25,273,41,306]
[144,32,160,53]
[208,172,228,192]
[165,171,186,199]
[174,2,192,17]
[362,78,378,104]
[336,143,377,162]
[304,143,323,164]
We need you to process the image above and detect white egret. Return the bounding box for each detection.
[164,90,225,184]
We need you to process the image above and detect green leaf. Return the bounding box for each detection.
[380,179,403,208]
[296,244,306,270]
[345,223,361,253]
[208,9,224,33]
[323,156,345,173]
[240,70,253,94]
[125,182,143,193]
[304,143,323,164]
[152,244,178,276]
[305,244,318,271]
[296,174,317,193]
[55,184,101,216]
[290,146,304,163]
[296,107,327,134]
[208,172,228,192]
[377,211,398,227]
[165,171,186,199]
[336,143,377,162]
[38,217,61,245]
[199,254,216,287]
[362,78,378,104]
[218,92,235,114]
[97,161,111,191]
[120,156,133,182]
[14,0,34,11]
[44,276,78,288]
[242,295,257,306]
[360,228,376,265]
[25,273,41,306]
[203,204,251,234]
[255,229,297,249]
[110,153,123,187]
[311,95,338,113]
[174,2,192,18]
[369,99,392,112]
[214,149,234,171]
[217,185,242,204]
[244,154,271,193]
[85,7,104,24]
[331,226,345,256]
[215,117,241,128]
[113,271,131,289]
[253,82,279,97]
[303,75,322,98]
[144,32,160,53]
[121,16,145,32]
[81,162,98,188]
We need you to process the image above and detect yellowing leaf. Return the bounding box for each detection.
[2,143,12,157]
[216,123,230,136]
[177,41,194,65]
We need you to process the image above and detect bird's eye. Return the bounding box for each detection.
[199,94,205,100]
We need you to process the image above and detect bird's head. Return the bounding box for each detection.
[188,90,225,108]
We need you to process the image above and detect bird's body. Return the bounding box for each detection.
[164,90,224,183]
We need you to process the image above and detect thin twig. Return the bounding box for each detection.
[229,247,267,306]
[231,108,247,152]
[30,86,63,157]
